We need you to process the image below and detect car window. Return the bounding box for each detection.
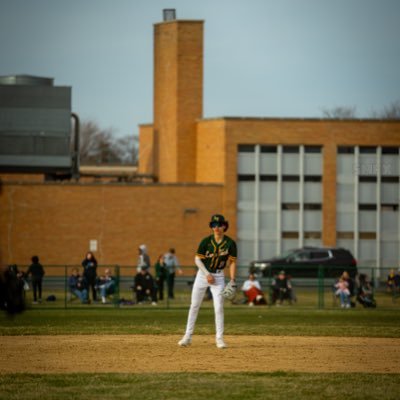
[276,249,298,259]
[292,251,310,261]
[333,250,351,261]
[311,251,330,259]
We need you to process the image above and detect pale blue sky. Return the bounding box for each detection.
[1,0,399,137]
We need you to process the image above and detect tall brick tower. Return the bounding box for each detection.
[153,10,203,183]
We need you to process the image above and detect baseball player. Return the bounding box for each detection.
[178,214,237,349]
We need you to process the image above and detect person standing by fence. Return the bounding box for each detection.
[164,248,182,300]
[82,251,98,302]
[26,256,45,304]
[137,244,151,272]
[154,255,167,301]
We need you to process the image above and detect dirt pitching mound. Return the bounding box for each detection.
[2,335,399,374]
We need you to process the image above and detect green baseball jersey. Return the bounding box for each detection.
[196,234,237,273]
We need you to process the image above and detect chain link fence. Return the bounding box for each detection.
[8,264,400,310]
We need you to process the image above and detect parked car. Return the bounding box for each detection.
[249,247,357,278]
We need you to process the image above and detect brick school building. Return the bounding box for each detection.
[1,13,400,274]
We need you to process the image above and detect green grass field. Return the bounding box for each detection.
[1,307,400,337]
[1,306,400,399]
[19,284,400,310]
[1,372,399,400]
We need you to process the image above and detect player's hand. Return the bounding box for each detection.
[207,274,215,284]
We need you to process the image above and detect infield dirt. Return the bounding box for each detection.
[2,335,400,374]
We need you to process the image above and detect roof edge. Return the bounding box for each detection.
[197,116,400,123]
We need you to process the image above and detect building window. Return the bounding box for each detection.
[337,232,354,239]
[304,204,322,210]
[238,144,255,152]
[261,145,277,153]
[359,146,377,154]
[237,144,323,265]
[260,175,277,181]
[382,147,399,155]
[282,146,299,153]
[359,232,376,239]
[281,203,300,210]
[282,175,300,181]
[282,231,299,239]
[305,146,322,153]
[337,146,354,154]
[358,204,377,211]
[304,232,322,239]
[238,174,256,181]
[336,145,400,268]
[282,182,300,202]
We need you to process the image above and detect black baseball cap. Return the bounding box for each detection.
[209,214,229,231]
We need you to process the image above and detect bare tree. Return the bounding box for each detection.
[371,101,400,119]
[79,120,138,165]
[321,106,357,119]
[114,135,139,165]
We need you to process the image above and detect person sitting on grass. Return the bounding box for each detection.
[96,268,116,304]
[334,277,351,308]
[241,273,267,306]
[386,269,396,293]
[133,266,157,305]
[395,270,400,298]
[356,273,376,308]
[271,270,293,306]
[386,268,400,299]
[68,268,89,304]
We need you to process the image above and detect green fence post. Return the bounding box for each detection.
[318,265,324,309]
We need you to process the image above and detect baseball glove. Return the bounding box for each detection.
[221,280,237,300]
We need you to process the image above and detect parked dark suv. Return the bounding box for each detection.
[249,247,357,278]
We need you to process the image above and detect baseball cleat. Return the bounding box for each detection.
[216,338,227,349]
[178,336,192,347]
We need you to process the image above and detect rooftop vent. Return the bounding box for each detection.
[0,74,53,86]
[163,9,176,21]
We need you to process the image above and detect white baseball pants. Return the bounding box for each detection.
[183,269,225,340]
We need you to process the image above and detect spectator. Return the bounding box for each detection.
[272,270,293,306]
[96,268,116,304]
[164,248,182,299]
[154,255,167,301]
[390,269,400,299]
[68,268,89,304]
[341,271,355,307]
[386,269,396,293]
[26,256,45,304]
[133,267,157,305]
[334,277,351,308]
[395,269,400,291]
[137,244,151,273]
[82,251,98,302]
[0,264,26,314]
[241,273,267,306]
[356,273,376,308]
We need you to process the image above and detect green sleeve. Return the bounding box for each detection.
[196,237,208,258]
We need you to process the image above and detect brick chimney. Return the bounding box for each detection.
[153,11,204,182]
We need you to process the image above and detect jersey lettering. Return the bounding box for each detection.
[196,235,237,273]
